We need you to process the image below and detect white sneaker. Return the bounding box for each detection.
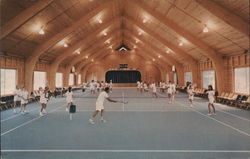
[89,119,95,125]
[100,119,107,123]
[43,109,47,114]
[13,109,17,114]
[39,112,43,116]
[66,108,69,112]
[207,113,212,116]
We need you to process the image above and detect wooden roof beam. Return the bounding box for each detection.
[24,0,113,92]
[129,1,225,92]
[196,0,249,36]
[0,0,54,40]
[123,29,181,66]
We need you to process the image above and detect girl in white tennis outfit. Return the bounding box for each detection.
[109,81,113,92]
[162,82,166,93]
[89,87,118,124]
[187,84,194,107]
[13,86,21,113]
[89,80,95,94]
[207,85,216,115]
[151,83,158,98]
[65,87,73,111]
[171,83,176,101]
[137,81,140,91]
[39,87,49,116]
[167,81,176,104]
[20,87,29,114]
[143,82,149,92]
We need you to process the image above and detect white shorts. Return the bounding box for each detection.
[21,99,28,105]
[189,95,194,100]
[66,99,73,104]
[14,96,21,102]
[96,102,104,111]
[90,87,95,90]
[40,99,48,104]
[209,98,214,104]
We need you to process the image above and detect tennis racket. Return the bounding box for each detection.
[118,100,128,104]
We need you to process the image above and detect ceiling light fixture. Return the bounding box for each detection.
[85,56,88,59]
[38,29,45,35]
[103,32,107,36]
[153,58,155,62]
[158,55,161,58]
[98,19,102,24]
[91,59,94,62]
[138,32,142,36]
[203,26,209,33]
[75,50,80,55]
[143,19,147,23]
[63,43,68,47]
[179,42,183,46]
[135,40,139,43]
[166,50,170,53]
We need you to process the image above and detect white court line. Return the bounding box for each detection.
[1,105,64,136]
[55,109,191,112]
[1,92,91,123]
[1,149,250,153]
[176,101,250,137]
[122,92,125,111]
[214,103,250,122]
[1,107,38,122]
[195,102,250,122]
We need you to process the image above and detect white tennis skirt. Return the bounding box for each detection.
[96,102,104,111]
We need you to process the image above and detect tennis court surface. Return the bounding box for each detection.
[1,88,250,159]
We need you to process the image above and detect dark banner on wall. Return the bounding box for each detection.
[105,71,141,83]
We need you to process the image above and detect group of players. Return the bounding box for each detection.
[12,79,216,123]
[13,86,51,116]
[137,81,176,104]
[86,80,113,94]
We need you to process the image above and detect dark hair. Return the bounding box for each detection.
[208,85,213,91]
[68,87,72,92]
[104,87,109,92]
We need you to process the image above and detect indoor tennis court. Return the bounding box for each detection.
[1,88,250,159]
[1,0,249,158]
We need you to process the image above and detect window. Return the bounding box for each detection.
[234,67,250,94]
[78,74,81,85]
[184,72,192,84]
[202,70,215,89]
[0,69,16,95]
[55,73,63,88]
[174,72,177,84]
[166,73,169,82]
[34,71,46,90]
[69,73,74,86]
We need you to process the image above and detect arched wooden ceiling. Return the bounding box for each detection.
[0,0,249,67]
